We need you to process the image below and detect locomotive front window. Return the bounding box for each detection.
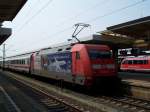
[76,52,80,59]
[88,50,112,59]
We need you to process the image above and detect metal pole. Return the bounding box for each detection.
[3,44,5,70]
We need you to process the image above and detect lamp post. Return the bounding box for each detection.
[3,44,5,70]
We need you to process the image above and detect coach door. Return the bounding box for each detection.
[30,54,34,73]
[72,51,83,75]
[34,52,42,74]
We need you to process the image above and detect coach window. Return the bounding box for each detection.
[128,60,132,64]
[27,59,30,64]
[144,60,148,64]
[58,49,62,52]
[76,52,80,60]
[122,60,127,64]
[138,60,143,64]
[66,47,71,50]
[122,61,125,64]
[133,60,138,64]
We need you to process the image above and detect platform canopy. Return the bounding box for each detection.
[0,0,27,45]
[0,0,27,22]
[80,34,134,49]
[107,16,150,39]
[0,27,11,45]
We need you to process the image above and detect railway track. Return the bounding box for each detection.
[96,96,150,112]
[2,72,87,112]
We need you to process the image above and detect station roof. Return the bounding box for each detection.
[80,34,134,49]
[107,16,150,38]
[0,27,11,45]
[0,0,27,22]
[0,0,27,45]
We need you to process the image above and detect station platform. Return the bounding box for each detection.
[0,70,51,112]
[0,86,20,112]
[123,79,150,88]
[122,79,150,100]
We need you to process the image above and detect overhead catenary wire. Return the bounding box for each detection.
[11,0,112,49]
[17,26,73,51]
[26,0,148,45]
[15,0,53,33]
[54,0,112,27]
[13,0,111,41]
[7,0,54,51]
[15,0,42,30]
[31,0,112,43]
[86,0,148,23]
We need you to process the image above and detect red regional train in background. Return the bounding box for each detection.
[120,56,150,72]
[0,43,119,87]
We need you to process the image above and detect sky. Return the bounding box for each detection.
[1,0,150,56]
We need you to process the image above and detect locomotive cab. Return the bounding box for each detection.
[71,44,117,87]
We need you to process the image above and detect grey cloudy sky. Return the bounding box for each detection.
[1,0,150,56]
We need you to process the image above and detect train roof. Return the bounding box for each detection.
[6,53,32,60]
[6,51,36,59]
[123,56,150,60]
[6,34,114,58]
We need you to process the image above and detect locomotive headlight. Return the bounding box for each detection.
[92,64,101,69]
[107,64,115,69]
